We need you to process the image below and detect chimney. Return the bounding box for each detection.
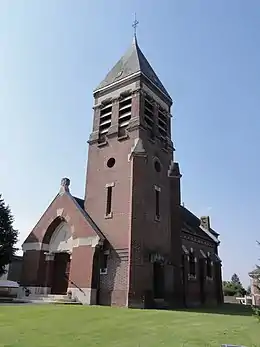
[200,216,210,230]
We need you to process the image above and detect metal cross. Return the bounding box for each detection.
[132,13,139,37]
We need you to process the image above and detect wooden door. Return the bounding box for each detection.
[51,253,71,294]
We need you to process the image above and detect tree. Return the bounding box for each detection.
[231,273,241,286]
[252,241,260,322]
[222,274,246,297]
[0,194,18,276]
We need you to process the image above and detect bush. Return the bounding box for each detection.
[252,306,260,323]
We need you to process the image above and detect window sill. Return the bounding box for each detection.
[154,215,160,222]
[188,274,197,281]
[162,147,169,153]
[100,269,108,275]
[118,134,129,141]
[104,212,113,219]
[97,141,108,148]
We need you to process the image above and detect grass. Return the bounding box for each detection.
[0,304,259,347]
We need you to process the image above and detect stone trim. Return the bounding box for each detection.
[105,182,115,188]
[182,245,189,255]
[22,242,49,252]
[23,236,101,252]
[94,71,141,94]
[200,249,207,258]
[73,236,100,248]
[56,208,64,216]
[154,185,161,192]
[128,138,147,161]
[68,287,97,305]
[200,225,219,244]
[45,253,55,261]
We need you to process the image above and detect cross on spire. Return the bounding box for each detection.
[132,13,139,37]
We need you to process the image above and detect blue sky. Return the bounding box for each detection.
[0,0,259,286]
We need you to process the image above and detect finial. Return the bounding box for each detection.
[59,177,70,195]
[132,13,139,39]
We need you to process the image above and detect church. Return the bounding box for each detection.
[20,35,223,308]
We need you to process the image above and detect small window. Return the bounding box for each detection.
[107,158,115,168]
[100,250,109,274]
[189,251,196,277]
[206,256,212,278]
[106,186,113,216]
[154,160,161,173]
[155,188,160,220]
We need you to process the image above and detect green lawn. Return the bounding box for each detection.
[0,304,259,347]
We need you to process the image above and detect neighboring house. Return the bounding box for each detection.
[20,36,223,308]
[0,255,23,283]
[249,268,260,307]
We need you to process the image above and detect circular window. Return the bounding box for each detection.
[154,160,161,173]
[107,158,116,168]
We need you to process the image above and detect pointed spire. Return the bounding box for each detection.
[94,26,172,101]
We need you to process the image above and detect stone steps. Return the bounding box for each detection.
[19,294,82,305]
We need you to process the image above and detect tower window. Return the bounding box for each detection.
[100,250,109,275]
[154,159,161,173]
[107,157,116,168]
[105,185,113,217]
[158,107,168,139]
[118,94,132,138]
[144,95,155,139]
[98,100,112,142]
[154,186,161,220]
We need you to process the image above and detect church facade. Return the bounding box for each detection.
[20,37,223,308]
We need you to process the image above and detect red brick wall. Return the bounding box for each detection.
[69,246,95,289]
[99,248,128,306]
[181,238,222,306]
[20,250,46,287]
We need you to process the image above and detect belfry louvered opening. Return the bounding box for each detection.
[118,94,132,137]
[144,95,155,139]
[158,106,168,138]
[98,100,112,142]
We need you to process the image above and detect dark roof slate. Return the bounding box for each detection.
[73,196,84,209]
[95,36,171,100]
[180,206,219,243]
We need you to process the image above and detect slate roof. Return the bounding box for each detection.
[73,196,84,209]
[94,36,171,100]
[180,206,219,243]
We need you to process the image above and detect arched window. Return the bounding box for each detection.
[189,249,196,277]
[206,254,212,278]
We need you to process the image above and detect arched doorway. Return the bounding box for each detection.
[48,221,73,294]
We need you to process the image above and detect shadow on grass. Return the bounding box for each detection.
[174,303,253,317]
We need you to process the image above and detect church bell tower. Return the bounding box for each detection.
[84,35,181,307]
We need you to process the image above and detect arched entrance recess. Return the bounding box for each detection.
[46,219,73,294]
